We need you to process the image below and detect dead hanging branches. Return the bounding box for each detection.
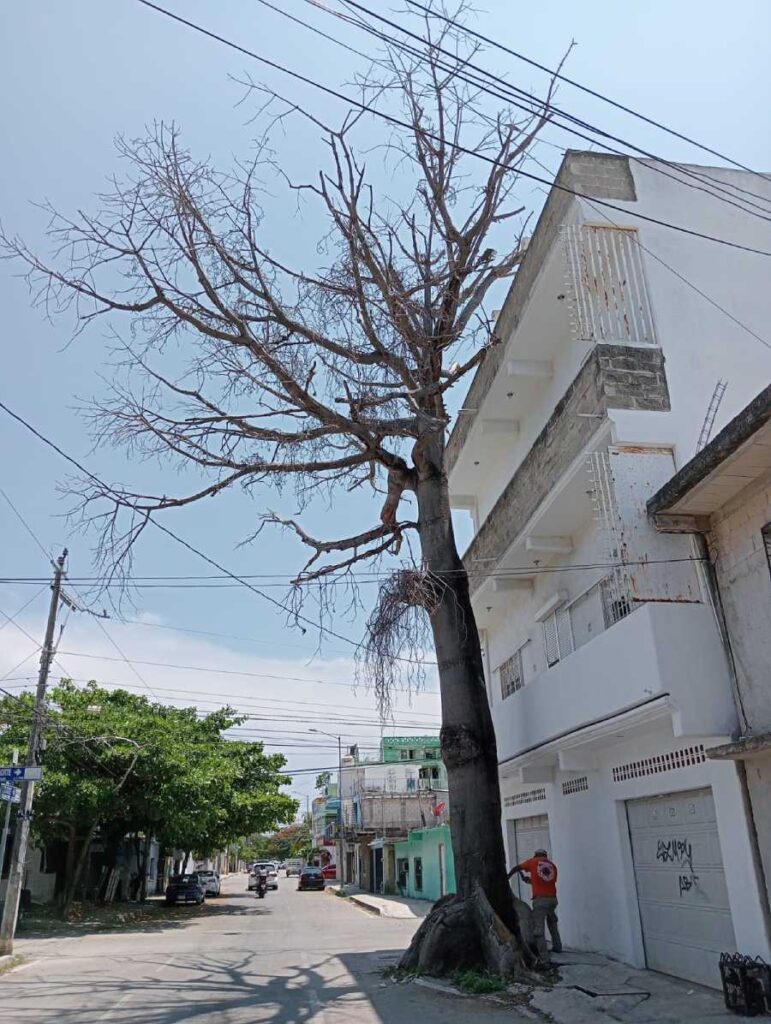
[361,566,447,712]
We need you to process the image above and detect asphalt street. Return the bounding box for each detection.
[1,873,529,1023]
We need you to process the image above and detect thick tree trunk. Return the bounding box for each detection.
[60,823,97,917]
[97,831,122,903]
[400,445,531,976]
[138,831,152,902]
[57,824,77,906]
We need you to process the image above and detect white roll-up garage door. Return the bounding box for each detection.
[626,788,735,988]
[506,814,552,902]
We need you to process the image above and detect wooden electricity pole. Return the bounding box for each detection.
[0,550,67,955]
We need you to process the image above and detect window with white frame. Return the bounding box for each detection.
[498,648,525,699]
[568,582,605,651]
[543,606,574,667]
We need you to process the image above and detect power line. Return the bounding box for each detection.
[0,649,41,684]
[309,0,771,220]
[0,487,52,561]
[522,147,771,354]
[0,398,435,667]
[0,676,440,721]
[0,555,711,585]
[71,616,353,660]
[404,0,770,182]
[133,0,771,257]
[51,649,439,693]
[0,587,47,636]
[0,485,160,702]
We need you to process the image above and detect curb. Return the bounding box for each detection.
[348,895,382,916]
[0,954,23,974]
[325,887,383,916]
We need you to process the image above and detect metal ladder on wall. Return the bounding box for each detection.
[696,379,728,453]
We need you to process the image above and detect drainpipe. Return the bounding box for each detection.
[693,533,771,943]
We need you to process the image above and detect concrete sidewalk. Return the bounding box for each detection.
[328,885,432,920]
[330,887,738,1021]
[533,949,736,1024]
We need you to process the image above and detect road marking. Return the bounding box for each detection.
[96,992,133,1021]
[302,955,329,1023]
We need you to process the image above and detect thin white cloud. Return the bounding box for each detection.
[0,609,441,810]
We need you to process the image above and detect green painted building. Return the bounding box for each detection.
[381,735,441,762]
[394,824,456,902]
[379,736,448,791]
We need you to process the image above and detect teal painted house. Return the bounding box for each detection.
[380,735,448,791]
[394,824,456,902]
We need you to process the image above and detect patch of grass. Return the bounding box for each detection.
[0,955,25,975]
[382,964,424,981]
[450,968,508,995]
[18,898,209,938]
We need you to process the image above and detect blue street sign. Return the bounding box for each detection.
[0,766,43,782]
[0,783,21,803]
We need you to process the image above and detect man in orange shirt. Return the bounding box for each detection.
[508,847,562,964]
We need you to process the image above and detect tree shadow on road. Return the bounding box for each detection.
[1,947,517,1023]
[18,897,272,940]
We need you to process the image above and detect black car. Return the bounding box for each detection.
[297,866,325,891]
[165,873,205,905]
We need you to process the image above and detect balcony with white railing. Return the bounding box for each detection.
[492,601,738,772]
[447,214,668,533]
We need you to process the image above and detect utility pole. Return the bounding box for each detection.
[0,550,66,955]
[0,750,19,888]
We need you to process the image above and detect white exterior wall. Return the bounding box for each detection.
[708,472,771,729]
[707,470,771,909]
[470,246,591,526]
[602,162,771,468]
[454,155,771,978]
[485,515,608,700]
[450,159,771,519]
[501,726,771,970]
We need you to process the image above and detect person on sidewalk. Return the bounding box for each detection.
[508,847,562,965]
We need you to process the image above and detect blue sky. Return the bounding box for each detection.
[1,0,770,805]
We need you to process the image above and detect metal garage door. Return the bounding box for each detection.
[506,814,552,902]
[627,788,735,989]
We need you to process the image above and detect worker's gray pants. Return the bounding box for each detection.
[531,896,562,961]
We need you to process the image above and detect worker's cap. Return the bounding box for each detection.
[534,848,548,856]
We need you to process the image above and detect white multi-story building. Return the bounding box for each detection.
[648,383,771,922]
[448,151,771,988]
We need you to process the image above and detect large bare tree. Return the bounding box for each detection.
[5,11,556,975]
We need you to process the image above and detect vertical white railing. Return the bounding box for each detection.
[564,224,656,345]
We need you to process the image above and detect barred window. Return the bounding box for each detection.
[499,649,524,699]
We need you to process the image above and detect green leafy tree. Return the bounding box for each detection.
[0,681,297,909]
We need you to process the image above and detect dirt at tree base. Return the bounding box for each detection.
[399,888,538,979]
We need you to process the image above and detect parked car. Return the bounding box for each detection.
[297,866,325,891]
[197,869,221,896]
[255,861,279,890]
[321,864,337,881]
[165,873,205,905]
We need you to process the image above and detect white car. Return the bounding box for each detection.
[253,861,279,890]
[197,869,221,896]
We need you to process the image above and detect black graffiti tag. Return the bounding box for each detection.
[678,873,700,896]
[656,838,693,872]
